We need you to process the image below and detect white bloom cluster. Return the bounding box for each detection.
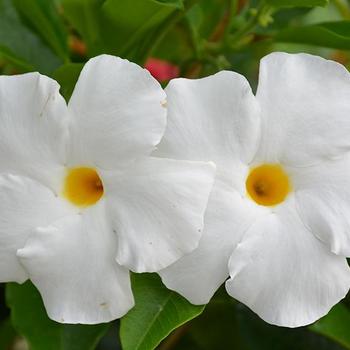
[1,52,350,328]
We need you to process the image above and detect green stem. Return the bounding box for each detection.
[141,0,200,63]
[229,1,268,44]
[223,0,238,40]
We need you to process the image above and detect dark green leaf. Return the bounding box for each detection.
[12,0,69,61]
[52,62,83,101]
[120,273,205,350]
[0,0,62,74]
[6,281,109,350]
[275,21,350,49]
[266,0,328,8]
[62,0,183,62]
[310,303,350,349]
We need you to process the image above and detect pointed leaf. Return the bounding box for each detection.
[275,21,350,49]
[120,273,205,350]
[62,0,183,62]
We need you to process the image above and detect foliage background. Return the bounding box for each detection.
[1,0,350,349]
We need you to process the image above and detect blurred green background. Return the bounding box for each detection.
[1,0,350,349]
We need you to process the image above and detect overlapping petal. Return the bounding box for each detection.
[0,175,71,283]
[160,181,265,304]
[226,199,350,327]
[255,52,350,166]
[0,54,221,325]
[17,202,134,324]
[0,73,67,190]
[102,157,215,273]
[155,71,260,184]
[67,55,166,169]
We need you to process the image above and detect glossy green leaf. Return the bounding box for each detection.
[266,0,328,8]
[0,0,61,73]
[12,0,69,61]
[120,273,205,350]
[6,281,109,350]
[103,0,178,60]
[275,21,350,49]
[62,0,184,62]
[310,303,350,349]
[52,62,83,101]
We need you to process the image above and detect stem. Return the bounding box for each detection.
[229,1,268,44]
[224,0,238,38]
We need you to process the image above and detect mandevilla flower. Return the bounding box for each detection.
[156,52,350,327]
[0,55,215,324]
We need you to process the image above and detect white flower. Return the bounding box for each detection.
[0,55,215,324]
[155,52,350,327]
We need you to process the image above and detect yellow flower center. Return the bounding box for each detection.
[246,164,291,206]
[63,167,104,207]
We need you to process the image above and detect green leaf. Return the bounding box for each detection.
[62,0,184,62]
[6,281,109,350]
[120,273,205,350]
[154,0,184,9]
[275,21,350,49]
[52,62,83,101]
[310,303,350,349]
[12,0,69,61]
[266,0,328,8]
[0,0,62,74]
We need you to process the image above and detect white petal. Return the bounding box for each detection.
[102,157,216,272]
[154,71,260,180]
[160,181,264,304]
[67,55,166,169]
[291,154,350,256]
[17,203,134,324]
[0,73,67,190]
[255,52,350,166]
[0,175,71,283]
[226,198,350,327]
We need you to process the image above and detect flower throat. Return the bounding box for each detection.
[64,167,104,207]
[246,164,291,206]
